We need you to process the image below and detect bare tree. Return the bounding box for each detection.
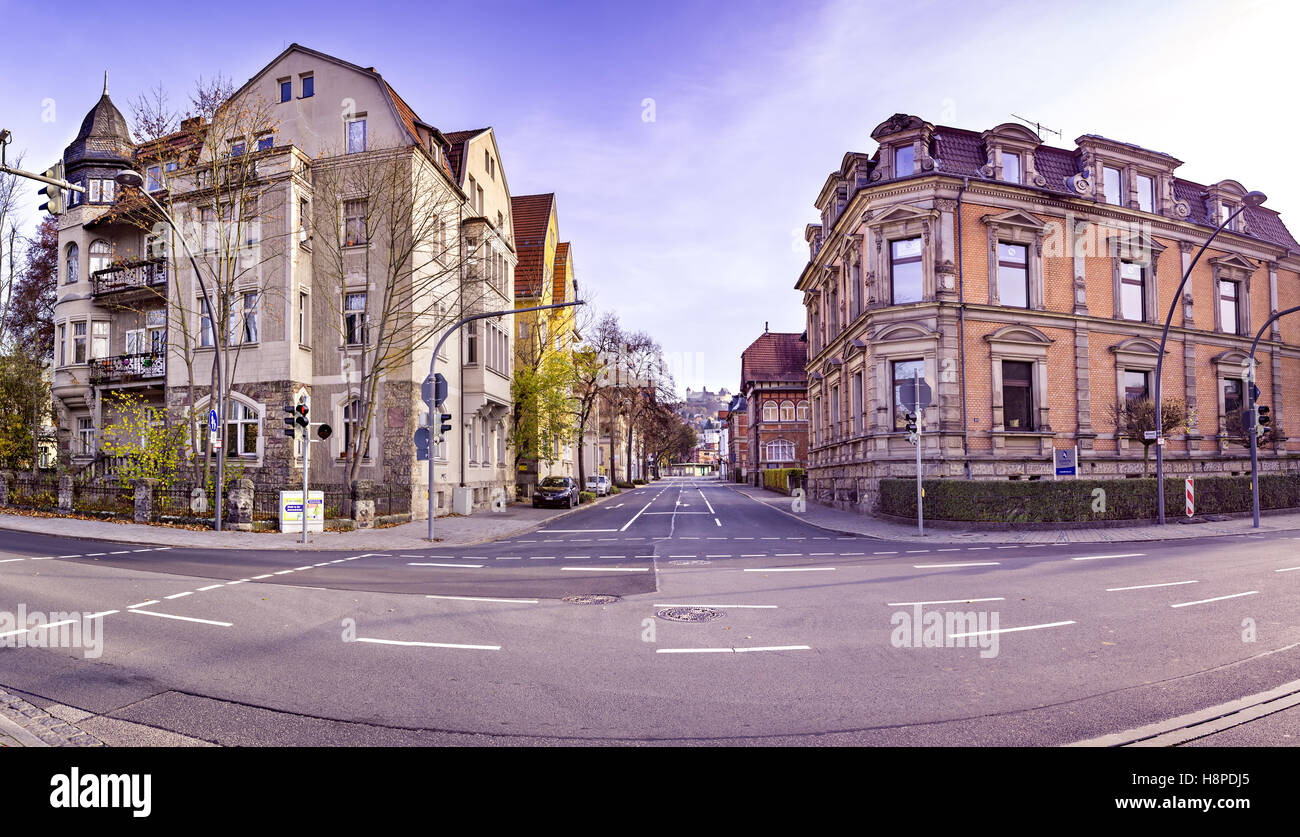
[1113,395,1186,476]
[569,307,621,491]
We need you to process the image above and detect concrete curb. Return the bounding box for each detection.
[443,485,649,546]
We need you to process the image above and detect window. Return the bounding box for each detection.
[466,324,478,364]
[895,144,914,176]
[279,79,291,103]
[201,206,217,251]
[224,401,259,458]
[892,359,924,429]
[89,239,112,275]
[344,200,366,246]
[65,243,79,284]
[1124,370,1150,402]
[299,292,310,346]
[125,328,145,355]
[346,118,367,154]
[1219,279,1241,335]
[780,400,795,421]
[146,165,163,192]
[199,299,214,348]
[476,184,484,214]
[1002,360,1034,430]
[765,439,794,462]
[481,420,489,465]
[299,198,311,244]
[1219,202,1236,229]
[997,242,1029,308]
[1002,152,1021,184]
[241,292,259,343]
[762,401,778,422]
[230,140,246,157]
[1103,166,1123,205]
[1136,174,1155,213]
[496,421,506,463]
[78,418,94,456]
[890,237,923,304]
[1224,378,1244,424]
[73,322,87,363]
[58,324,66,366]
[85,178,115,204]
[165,160,178,173]
[851,371,864,434]
[91,321,109,359]
[256,133,273,152]
[345,292,367,345]
[342,400,367,459]
[485,150,494,179]
[301,74,314,98]
[468,175,477,211]
[796,400,809,421]
[1120,261,1145,321]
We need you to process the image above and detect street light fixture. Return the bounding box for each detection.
[1154,190,1266,524]
[115,169,229,531]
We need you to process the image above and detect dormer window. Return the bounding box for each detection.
[1103,166,1123,205]
[1136,174,1155,213]
[894,145,914,177]
[1002,152,1021,184]
[145,165,164,192]
[1219,202,1235,228]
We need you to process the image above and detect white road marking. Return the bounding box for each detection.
[273,570,295,575]
[949,621,1075,639]
[1070,553,1146,562]
[0,558,23,563]
[110,551,131,554]
[840,552,865,556]
[409,562,484,568]
[1170,591,1259,608]
[873,551,898,555]
[31,556,54,560]
[1275,566,1300,573]
[29,619,78,632]
[130,610,233,627]
[656,645,811,654]
[654,603,778,609]
[197,584,225,591]
[85,552,105,557]
[967,547,991,551]
[354,637,499,650]
[886,597,1006,606]
[913,562,1000,569]
[905,550,930,554]
[743,567,835,573]
[1106,580,1199,592]
[251,574,273,580]
[426,594,539,604]
[937,548,961,552]
[620,500,655,532]
[164,592,193,600]
[561,566,648,572]
[226,580,248,585]
[127,600,159,609]
[85,611,118,620]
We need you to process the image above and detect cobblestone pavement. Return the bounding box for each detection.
[0,688,103,748]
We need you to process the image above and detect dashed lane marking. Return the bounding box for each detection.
[409,562,485,569]
[1106,581,1199,592]
[948,620,1075,639]
[656,645,811,654]
[130,610,233,627]
[426,595,539,604]
[913,562,1000,569]
[887,597,1006,606]
[1170,591,1259,608]
[742,567,835,573]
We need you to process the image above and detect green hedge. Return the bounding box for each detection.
[879,475,1300,523]
[763,468,805,495]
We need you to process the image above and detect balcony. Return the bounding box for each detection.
[89,351,166,385]
[93,258,168,298]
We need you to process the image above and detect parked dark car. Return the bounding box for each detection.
[533,476,579,508]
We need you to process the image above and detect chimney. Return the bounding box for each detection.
[764,321,769,333]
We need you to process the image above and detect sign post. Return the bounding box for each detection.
[898,369,933,537]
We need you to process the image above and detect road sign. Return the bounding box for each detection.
[414,426,431,461]
[421,373,448,408]
[897,378,932,412]
[208,409,218,432]
[1185,477,1194,517]
[1055,447,1077,476]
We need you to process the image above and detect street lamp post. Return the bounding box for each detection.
[425,299,585,541]
[114,170,228,531]
[1154,191,1267,524]
[1246,303,1300,526]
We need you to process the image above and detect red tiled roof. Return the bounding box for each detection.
[553,242,571,303]
[512,193,555,299]
[443,128,488,184]
[740,332,807,391]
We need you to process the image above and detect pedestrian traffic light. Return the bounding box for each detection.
[1256,405,1271,438]
[283,404,298,438]
[38,162,64,216]
[437,411,452,441]
[295,402,310,429]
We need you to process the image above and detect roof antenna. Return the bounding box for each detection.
[1011,113,1061,142]
[765,321,769,333]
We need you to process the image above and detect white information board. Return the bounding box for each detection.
[279,490,324,533]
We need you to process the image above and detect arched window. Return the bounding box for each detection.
[780,400,795,421]
[762,401,778,422]
[796,400,810,421]
[765,439,794,462]
[225,401,260,458]
[65,243,79,285]
[89,239,112,275]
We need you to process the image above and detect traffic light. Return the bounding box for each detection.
[903,411,917,434]
[283,404,299,438]
[1256,405,1271,438]
[38,162,64,216]
[296,402,310,428]
[437,411,452,441]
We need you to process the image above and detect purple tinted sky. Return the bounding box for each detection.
[3,0,1297,395]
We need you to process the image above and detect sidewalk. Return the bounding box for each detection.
[0,491,631,551]
[732,486,1300,544]
[0,688,103,747]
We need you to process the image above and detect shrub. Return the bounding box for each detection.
[878,475,1300,523]
[615,481,634,489]
[633,478,647,485]
[579,491,596,504]
[610,486,621,495]
[762,468,805,495]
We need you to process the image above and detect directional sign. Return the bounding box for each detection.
[1143,430,1157,440]
[897,378,932,412]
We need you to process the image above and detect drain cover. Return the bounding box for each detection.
[562,594,620,605]
[656,606,726,623]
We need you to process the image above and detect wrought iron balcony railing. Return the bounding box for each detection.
[92,258,168,297]
[89,351,166,385]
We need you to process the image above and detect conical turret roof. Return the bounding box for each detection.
[64,90,134,169]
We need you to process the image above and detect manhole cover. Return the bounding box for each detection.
[669,559,711,566]
[562,594,620,605]
[656,606,726,623]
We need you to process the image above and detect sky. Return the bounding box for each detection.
[3,0,1298,396]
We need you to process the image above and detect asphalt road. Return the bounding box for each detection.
[1,476,1297,746]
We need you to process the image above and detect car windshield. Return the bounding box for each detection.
[540,478,568,487]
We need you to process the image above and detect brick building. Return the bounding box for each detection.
[797,113,1300,513]
[724,394,749,482]
[738,330,809,484]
